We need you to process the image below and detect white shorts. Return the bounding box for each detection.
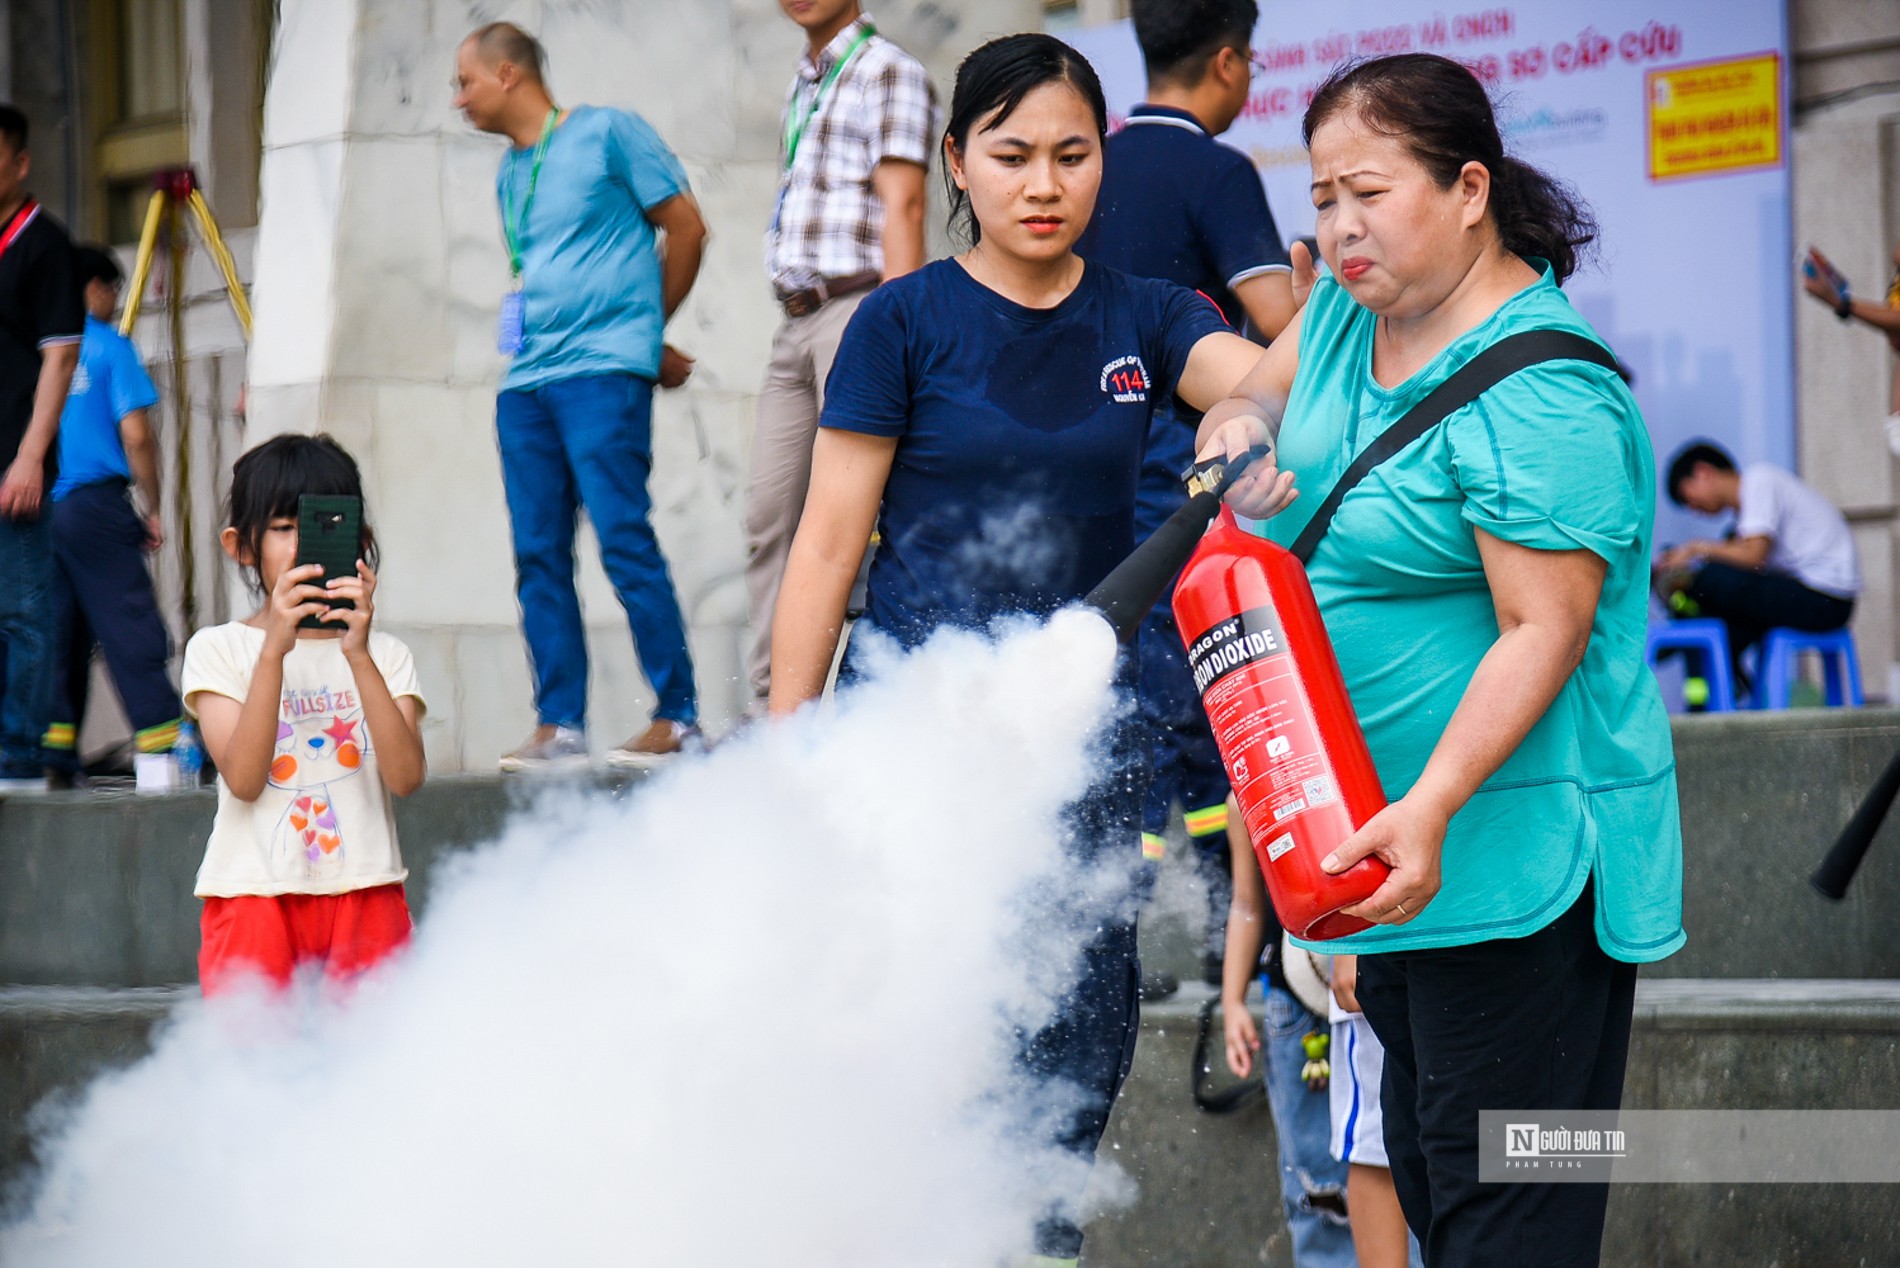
[1328,1008,1390,1167]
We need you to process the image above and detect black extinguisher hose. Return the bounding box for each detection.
[1083,444,1272,642]
[1191,994,1266,1114]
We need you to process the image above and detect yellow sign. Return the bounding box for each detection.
[1647,53,1782,182]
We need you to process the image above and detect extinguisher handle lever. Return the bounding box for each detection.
[1183,442,1275,501]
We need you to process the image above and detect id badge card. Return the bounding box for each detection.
[498,290,526,356]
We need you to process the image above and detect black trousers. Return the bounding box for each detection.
[1022,711,1146,1261]
[1685,560,1853,672]
[45,482,182,760]
[1356,884,1637,1267]
[1021,915,1140,1259]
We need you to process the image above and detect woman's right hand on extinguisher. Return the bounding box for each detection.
[1223,995,1262,1079]
[1195,399,1297,521]
[1321,794,1448,926]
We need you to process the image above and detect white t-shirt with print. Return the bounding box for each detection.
[182,623,426,898]
[1736,463,1861,599]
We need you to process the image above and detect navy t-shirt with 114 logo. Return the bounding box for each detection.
[820,257,1229,653]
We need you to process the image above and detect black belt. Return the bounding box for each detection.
[776,269,881,319]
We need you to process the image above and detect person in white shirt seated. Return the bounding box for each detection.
[1659,440,1859,682]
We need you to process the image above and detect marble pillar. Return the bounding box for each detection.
[247,0,1042,770]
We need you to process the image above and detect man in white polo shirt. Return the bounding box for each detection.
[1662,440,1858,677]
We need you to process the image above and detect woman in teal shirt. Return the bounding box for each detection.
[1202,54,1682,1265]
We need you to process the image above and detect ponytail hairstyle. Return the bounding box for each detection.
[942,33,1109,248]
[1301,53,1596,283]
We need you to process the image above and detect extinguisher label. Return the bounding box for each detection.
[1185,606,1288,694]
[1188,605,1339,841]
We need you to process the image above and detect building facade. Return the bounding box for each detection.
[5,0,1039,770]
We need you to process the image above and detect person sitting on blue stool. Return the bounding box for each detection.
[1657,440,1859,692]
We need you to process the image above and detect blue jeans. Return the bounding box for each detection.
[1261,981,1356,1268]
[496,374,695,729]
[0,514,57,774]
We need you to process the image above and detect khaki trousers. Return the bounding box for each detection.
[744,290,867,704]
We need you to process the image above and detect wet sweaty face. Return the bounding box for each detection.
[1308,112,1477,319]
[952,81,1102,266]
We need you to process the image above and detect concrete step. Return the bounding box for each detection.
[4,980,1896,1264]
[1093,979,1900,1267]
[10,711,1900,987]
[0,986,191,1202]
[0,774,580,986]
[1136,706,1900,986]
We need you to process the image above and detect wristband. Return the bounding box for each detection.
[1836,287,1853,321]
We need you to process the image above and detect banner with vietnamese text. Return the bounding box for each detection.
[1067,1,1793,544]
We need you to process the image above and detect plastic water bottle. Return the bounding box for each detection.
[174,721,205,787]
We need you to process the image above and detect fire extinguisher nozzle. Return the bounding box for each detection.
[1083,490,1223,641]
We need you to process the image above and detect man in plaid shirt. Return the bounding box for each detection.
[745,0,938,710]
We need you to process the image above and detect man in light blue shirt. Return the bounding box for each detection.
[43,244,183,779]
[454,22,708,771]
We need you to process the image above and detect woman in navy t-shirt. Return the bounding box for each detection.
[772,39,1288,687]
[768,34,1293,1265]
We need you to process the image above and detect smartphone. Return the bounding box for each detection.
[1803,244,1850,297]
[295,494,363,630]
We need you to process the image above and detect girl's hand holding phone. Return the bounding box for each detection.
[321,560,378,661]
[263,563,329,657]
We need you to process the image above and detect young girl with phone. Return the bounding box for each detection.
[182,434,427,995]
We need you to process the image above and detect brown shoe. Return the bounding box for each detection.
[498,725,590,774]
[605,719,704,770]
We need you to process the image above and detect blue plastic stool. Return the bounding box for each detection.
[1645,619,1736,713]
[1752,627,1863,710]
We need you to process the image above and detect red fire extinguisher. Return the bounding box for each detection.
[1172,506,1389,940]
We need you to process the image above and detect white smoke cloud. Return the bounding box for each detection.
[951,505,1068,596]
[3,611,1132,1267]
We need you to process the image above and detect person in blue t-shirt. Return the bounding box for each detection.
[769,34,1294,1266]
[42,244,184,779]
[454,22,709,772]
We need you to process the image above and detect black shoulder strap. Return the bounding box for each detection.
[1288,329,1624,564]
